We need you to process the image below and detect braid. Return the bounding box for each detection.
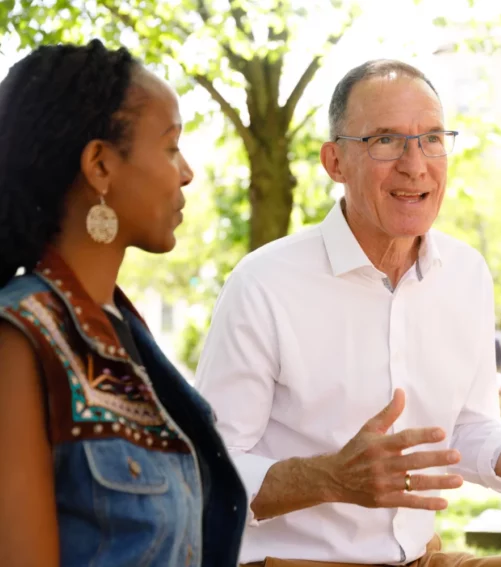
[0,39,138,286]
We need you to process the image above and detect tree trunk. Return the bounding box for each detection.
[248,138,296,251]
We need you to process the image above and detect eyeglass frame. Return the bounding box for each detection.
[333,130,459,161]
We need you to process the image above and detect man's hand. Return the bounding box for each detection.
[251,389,463,520]
[309,389,463,511]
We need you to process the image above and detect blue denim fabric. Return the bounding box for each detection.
[55,439,202,567]
[0,274,247,567]
[125,309,248,567]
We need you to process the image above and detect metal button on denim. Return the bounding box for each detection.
[127,457,142,478]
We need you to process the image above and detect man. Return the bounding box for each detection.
[196,60,501,566]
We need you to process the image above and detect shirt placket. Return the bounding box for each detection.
[388,271,421,563]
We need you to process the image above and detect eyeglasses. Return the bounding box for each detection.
[334,131,459,161]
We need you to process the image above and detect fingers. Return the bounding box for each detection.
[401,473,463,492]
[363,389,406,434]
[384,449,461,473]
[379,492,450,511]
[382,426,446,452]
[382,472,463,493]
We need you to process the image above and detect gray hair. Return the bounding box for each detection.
[328,59,440,140]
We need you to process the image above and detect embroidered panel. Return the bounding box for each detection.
[18,297,189,453]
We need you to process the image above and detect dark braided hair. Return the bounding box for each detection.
[0,39,141,287]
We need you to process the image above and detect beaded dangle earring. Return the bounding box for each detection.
[86,194,118,244]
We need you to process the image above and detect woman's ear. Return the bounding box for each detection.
[80,140,119,196]
[320,141,347,183]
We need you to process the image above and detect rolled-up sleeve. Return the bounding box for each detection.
[195,269,279,523]
[450,261,501,490]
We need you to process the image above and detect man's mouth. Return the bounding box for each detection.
[390,191,429,203]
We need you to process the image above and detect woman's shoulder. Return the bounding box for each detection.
[0,273,59,336]
[0,272,53,311]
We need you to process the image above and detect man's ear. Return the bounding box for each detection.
[320,141,347,183]
[80,140,120,196]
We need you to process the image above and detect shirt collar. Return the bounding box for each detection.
[34,246,147,361]
[320,199,373,277]
[418,229,443,276]
[320,198,442,278]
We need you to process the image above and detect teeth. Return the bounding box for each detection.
[392,191,423,197]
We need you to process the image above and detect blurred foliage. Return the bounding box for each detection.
[0,0,349,367]
[436,497,501,555]
[436,115,501,323]
[0,0,359,251]
[2,0,501,369]
[119,119,335,370]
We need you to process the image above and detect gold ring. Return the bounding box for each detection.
[404,473,412,492]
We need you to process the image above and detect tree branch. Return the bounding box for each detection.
[101,1,136,28]
[266,57,283,109]
[247,57,268,117]
[228,0,254,40]
[268,0,288,42]
[195,0,251,79]
[222,44,250,77]
[283,56,322,128]
[288,104,323,141]
[283,34,341,128]
[101,2,192,66]
[102,0,255,151]
[194,74,256,153]
[196,0,211,23]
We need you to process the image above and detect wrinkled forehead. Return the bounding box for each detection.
[345,76,444,135]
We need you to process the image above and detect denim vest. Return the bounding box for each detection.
[0,249,246,567]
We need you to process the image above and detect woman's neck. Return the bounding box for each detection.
[52,236,125,306]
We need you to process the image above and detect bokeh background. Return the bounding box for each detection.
[2,0,501,553]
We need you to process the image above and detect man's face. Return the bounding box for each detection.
[322,76,448,240]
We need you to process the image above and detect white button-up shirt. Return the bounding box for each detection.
[196,200,501,565]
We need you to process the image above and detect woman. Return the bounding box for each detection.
[0,40,246,566]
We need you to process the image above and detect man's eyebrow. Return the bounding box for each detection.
[160,123,182,137]
[367,127,402,136]
[366,126,445,136]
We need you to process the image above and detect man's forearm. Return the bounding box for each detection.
[250,456,329,521]
[250,415,459,520]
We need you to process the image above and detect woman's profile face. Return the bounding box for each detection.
[104,70,194,254]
